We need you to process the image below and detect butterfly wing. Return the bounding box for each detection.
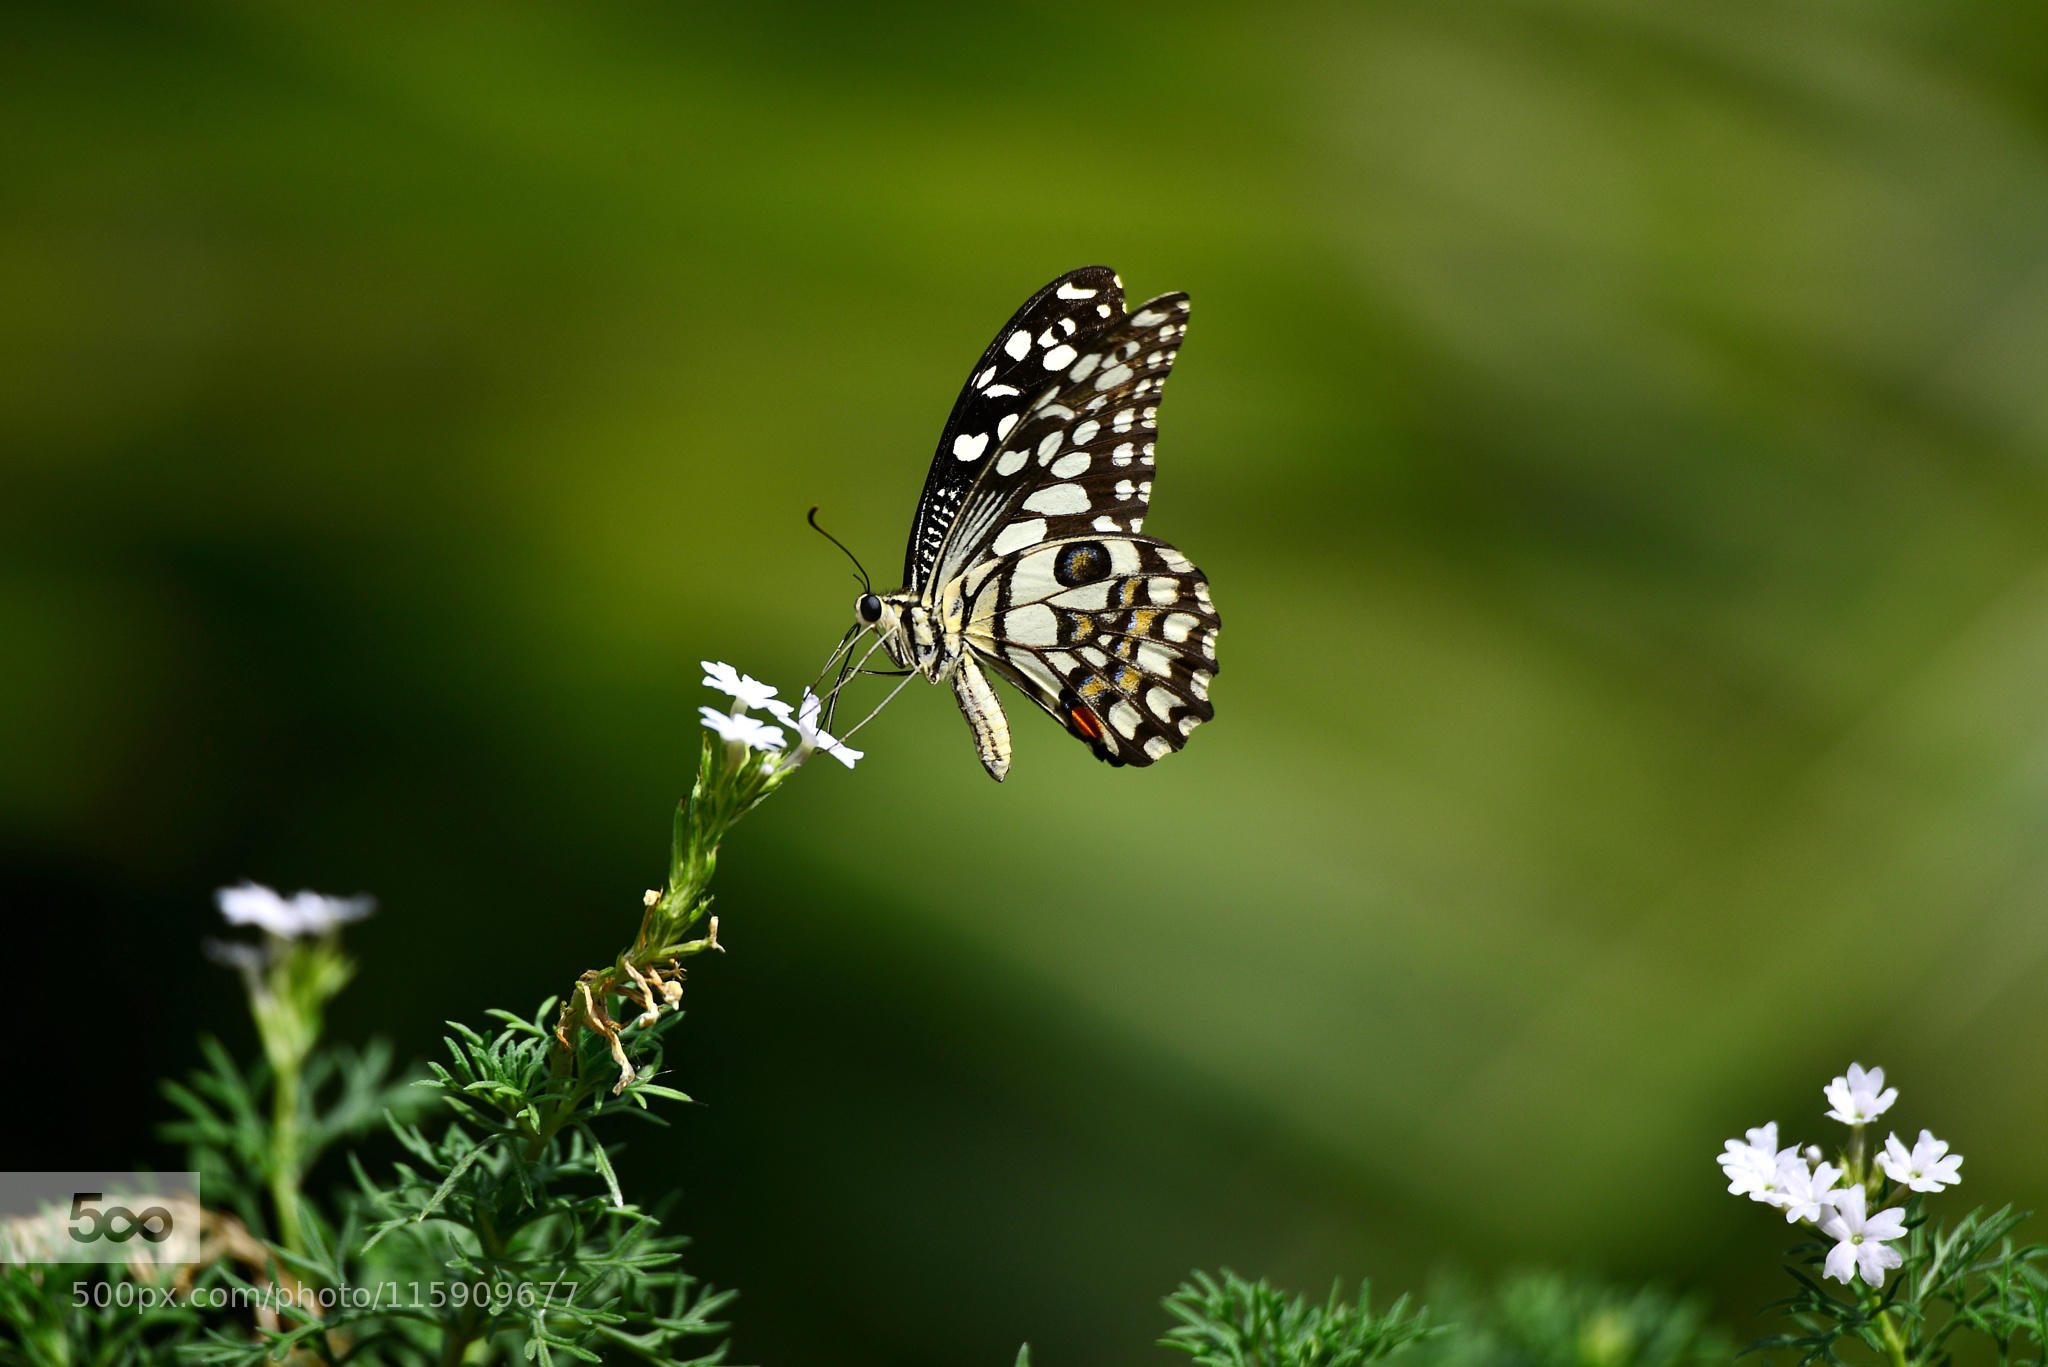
[905,267,1193,590]
[903,265,1126,594]
[958,535,1219,766]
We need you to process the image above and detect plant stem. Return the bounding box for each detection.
[1876,1306,1912,1367]
[271,1051,304,1255]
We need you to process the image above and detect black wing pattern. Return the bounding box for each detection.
[901,266,1196,594]
[922,284,1191,594]
[903,266,1126,592]
[958,535,1219,767]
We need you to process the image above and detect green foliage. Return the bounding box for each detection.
[1160,1268,1437,1367]
[159,1035,423,1240]
[0,1004,728,1367]
[1411,1273,1729,1367]
[1750,1201,2048,1367]
[0,1266,207,1367]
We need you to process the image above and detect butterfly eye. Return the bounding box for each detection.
[856,593,884,625]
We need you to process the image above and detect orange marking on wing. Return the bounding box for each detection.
[1068,705,1105,742]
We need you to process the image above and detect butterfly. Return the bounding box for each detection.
[848,266,1219,780]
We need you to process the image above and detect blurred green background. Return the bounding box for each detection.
[8,1,2048,1363]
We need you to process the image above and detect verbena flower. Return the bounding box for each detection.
[763,689,863,769]
[216,881,374,937]
[1824,1063,1897,1125]
[1817,1185,1907,1287]
[700,660,778,711]
[698,705,785,751]
[1878,1129,1963,1192]
[1773,1153,1847,1224]
[1719,1123,1782,1198]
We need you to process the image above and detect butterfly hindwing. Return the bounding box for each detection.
[960,535,1219,766]
[904,265,1126,593]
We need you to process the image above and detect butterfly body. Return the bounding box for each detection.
[857,267,1219,780]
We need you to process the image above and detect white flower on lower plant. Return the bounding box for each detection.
[762,690,863,769]
[1719,1123,1783,1199]
[1773,1154,1847,1224]
[1824,1063,1898,1125]
[700,660,779,712]
[217,882,374,938]
[699,705,785,752]
[1878,1129,1963,1193]
[1818,1185,1907,1288]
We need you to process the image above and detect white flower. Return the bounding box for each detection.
[1818,1185,1907,1287]
[1774,1154,1848,1224]
[700,660,778,711]
[216,882,374,938]
[1878,1129,1963,1193]
[699,705,785,751]
[1825,1063,1898,1125]
[1719,1123,1782,1199]
[762,690,863,769]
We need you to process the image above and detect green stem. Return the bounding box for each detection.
[270,1051,304,1255]
[1876,1305,1911,1367]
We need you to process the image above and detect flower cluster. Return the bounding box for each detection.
[217,881,374,938]
[699,660,862,769]
[1719,1064,1962,1288]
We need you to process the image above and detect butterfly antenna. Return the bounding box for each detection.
[807,506,873,595]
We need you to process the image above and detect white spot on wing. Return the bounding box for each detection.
[1109,701,1142,738]
[1003,603,1058,645]
[1043,343,1078,371]
[1056,282,1098,299]
[995,447,1029,476]
[1131,308,1167,327]
[1070,353,1102,381]
[1095,363,1134,391]
[1072,418,1100,445]
[996,413,1019,440]
[1052,581,1112,611]
[1005,330,1030,360]
[991,518,1047,556]
[1147,577,1179,605]
[1139,644,1176,677]
[985,383,1021,398]
[1144,735,1173,759]
[1163,612,1198,642]
[1023,483,1090,516]
[1092,515,1120,532]
[1050,452,1090,478]
[1036,431,1064,464]
[975,366,995,388]
[1096,303,1112,317]
[953,432,988,462]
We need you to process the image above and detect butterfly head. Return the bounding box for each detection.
[855,590,944,675]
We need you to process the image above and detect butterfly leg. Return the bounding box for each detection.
[950,653,1013,782]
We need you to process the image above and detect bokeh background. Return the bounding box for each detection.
[9,1,2048,1362]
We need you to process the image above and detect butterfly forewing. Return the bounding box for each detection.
[904,265,1126,593]
[928,292,1191,592]
[960,535,1219,766]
